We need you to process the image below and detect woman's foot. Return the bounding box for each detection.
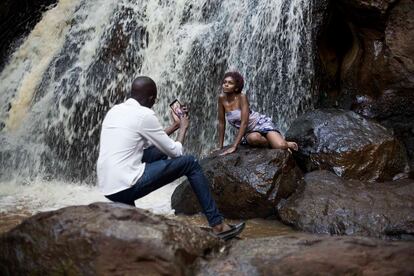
[287,141,298,151]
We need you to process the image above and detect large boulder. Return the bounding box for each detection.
[277,170,414,239]
[195,234,414,275]
[172,147,304,219]
[0,202,223,275]
[286,109,408,181]
[355,90,414,177]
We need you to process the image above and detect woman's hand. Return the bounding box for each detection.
[209,147,223,155]
[219,145,237,156]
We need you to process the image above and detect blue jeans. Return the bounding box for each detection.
[106,146,223,227]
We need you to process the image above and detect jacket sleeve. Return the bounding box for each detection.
[139,113,183,158]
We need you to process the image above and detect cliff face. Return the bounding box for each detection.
[0,0,57,70]
[316,0,414,173]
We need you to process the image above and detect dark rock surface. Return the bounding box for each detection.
[318,0,414,106]
[317,0,414,173]
[0,202,223,275]
[278,170,414,239]
[195,233,414,275]
[172,147,304,219]
[286,109,408,181]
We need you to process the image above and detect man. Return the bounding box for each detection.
[97,76,244,240]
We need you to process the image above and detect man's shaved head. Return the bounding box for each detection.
[130,76,157,108]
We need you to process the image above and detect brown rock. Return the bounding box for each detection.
[385,0,414,88]
[286,109,408,181]
[356,90,414,176]
[171,147,304,219]
[317,0,414,173]
[341,0,396,12]
[278,170,414,239]
[195,234,414,275]
[0,202,223,275]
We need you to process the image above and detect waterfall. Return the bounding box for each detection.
[0,0,314,185]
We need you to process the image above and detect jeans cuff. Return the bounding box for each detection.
[208,215,224,227]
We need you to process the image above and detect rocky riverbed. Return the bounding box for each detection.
[1,202,413,275]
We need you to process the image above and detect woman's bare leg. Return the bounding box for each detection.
[246,132,268,147]
[266,131,298,151]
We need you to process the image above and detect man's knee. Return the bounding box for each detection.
[182,154,198,163]
[181,155,201,169]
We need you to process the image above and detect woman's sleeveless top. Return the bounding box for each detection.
[225,109,278,134]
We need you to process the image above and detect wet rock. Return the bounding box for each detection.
[349,1,414,172]
[171,147,304,219]
[385,0,414,91]
[316,0,414,173]
[278,170,414,239]
[357,90,414,177]
[0,202,223,275]
[286,109,408,182]
[317,0,413,106]
[195,233,414,275]
[338,0,397,23]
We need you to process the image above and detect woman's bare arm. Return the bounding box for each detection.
[231,94,249,148]
[217,95,226,149]
[220,94,249,155]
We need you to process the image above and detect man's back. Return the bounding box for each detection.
[97,98,152,195]
[97,98,183,196]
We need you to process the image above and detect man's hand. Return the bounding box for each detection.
[181,105,189,115]
[166,103,190,142]
[179,113,189,130]
[170,110,180,129]
[165,110,180,136]
[171,109,180,126]
[177,113,189,144]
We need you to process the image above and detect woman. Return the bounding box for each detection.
[217,71,298,155]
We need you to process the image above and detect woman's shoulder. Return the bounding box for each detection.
[218,93,227,101]
[238,93,249,104]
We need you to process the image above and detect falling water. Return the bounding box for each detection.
[0,0,314,213]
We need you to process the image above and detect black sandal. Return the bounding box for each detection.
[213,222,246,241]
